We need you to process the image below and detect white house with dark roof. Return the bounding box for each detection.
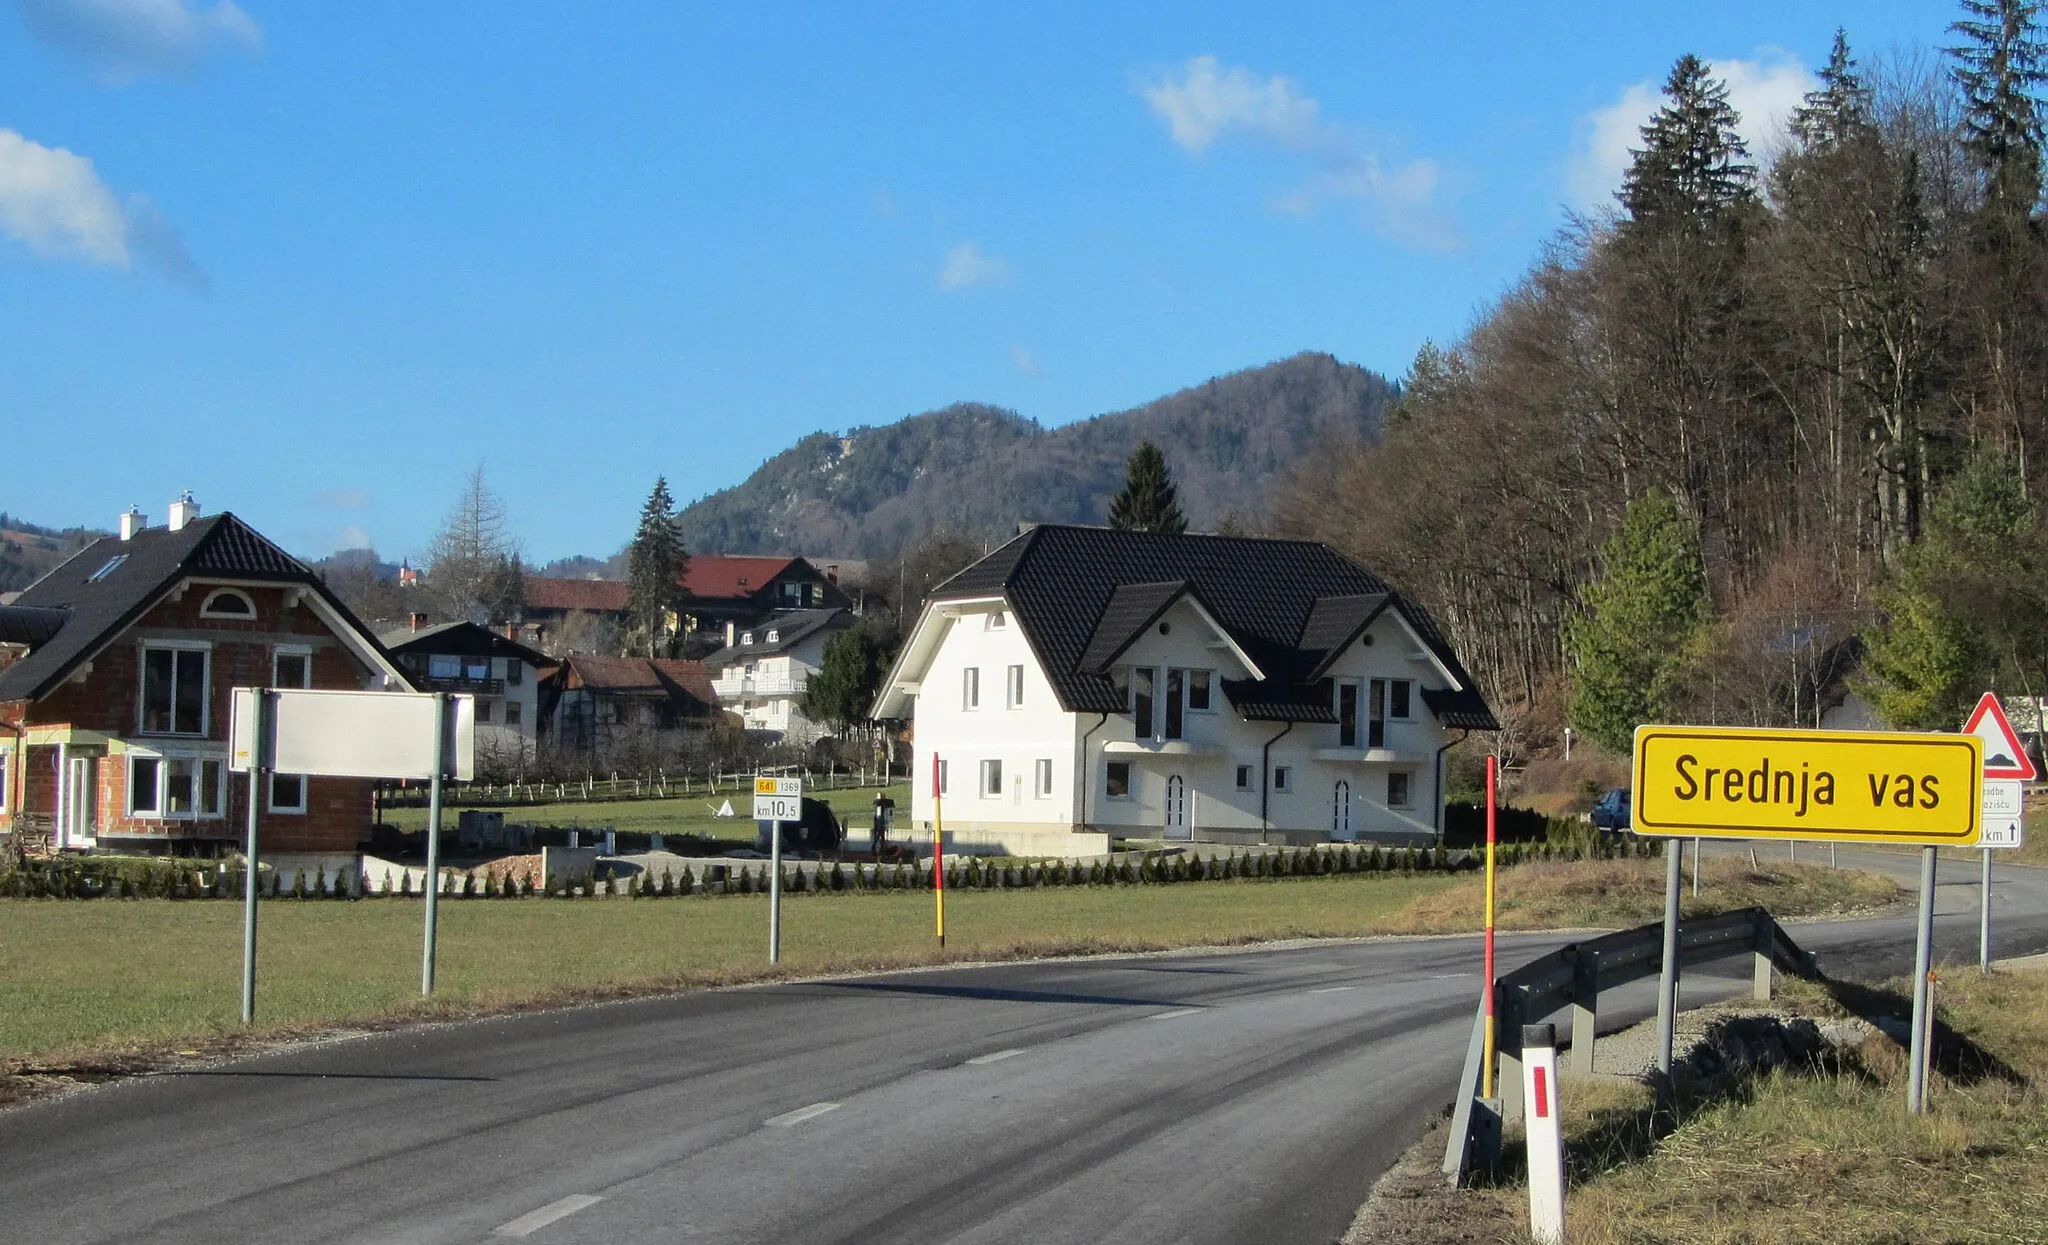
[871,525,1496,857]
[702,608,855,739]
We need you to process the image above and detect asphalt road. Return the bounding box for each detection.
[4,848,2046,1245]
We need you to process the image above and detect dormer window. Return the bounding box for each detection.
[766,629,779,643]
[200,588,257,619]
[741,632,754,645]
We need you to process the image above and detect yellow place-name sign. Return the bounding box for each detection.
[1632,725,1982,845]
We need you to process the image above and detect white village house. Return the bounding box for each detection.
[703,608,855,740]
[872,525,1497,857]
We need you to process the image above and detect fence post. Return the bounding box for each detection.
[1569,949,1599,1074]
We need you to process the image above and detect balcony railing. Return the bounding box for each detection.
[419,675,505,695]
[711,673,808,700]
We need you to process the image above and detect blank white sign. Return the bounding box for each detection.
[230,688,475,781]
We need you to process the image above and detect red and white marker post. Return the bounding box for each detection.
[1522,1022,1565,1244]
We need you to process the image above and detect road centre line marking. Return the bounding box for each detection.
[1148,1007,1201,1020]
[764,1102,841,1127]
[1428,973,1474,980]
[1310,986,1357,994]
[966,1048,1025,1065]
[493,1195,603,1238]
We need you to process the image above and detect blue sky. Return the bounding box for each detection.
[0,1,1958,564]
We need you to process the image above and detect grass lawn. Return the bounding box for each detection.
[1514,966,2048,1244]
[380,782,911,841]
[0,856,1898,1073]
[1,873,1454,1064]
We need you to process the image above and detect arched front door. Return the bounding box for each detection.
[1164,775,1189,840]
[1332,780,1354,841]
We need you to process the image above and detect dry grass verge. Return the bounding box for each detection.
[1357,965,2048,1244]
[1384,856,1903,934]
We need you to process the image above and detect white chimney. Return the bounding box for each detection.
[119,508,145,541]
[167,493,200,532]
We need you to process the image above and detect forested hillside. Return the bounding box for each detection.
[676,352,1394,557]
[0,513,102,594]
[1278,12,2048,754]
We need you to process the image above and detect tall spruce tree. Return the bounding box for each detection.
[1107,442,1189,534]
[1950,0,2048,217]
[1566,489,1712,754]
[626,477,687,658]
[1619,54,1758,234]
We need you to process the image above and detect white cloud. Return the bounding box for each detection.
[1569,52,1816,210]
[1138,55,1457,251]
[939,241,1009,290]
[0,129,202,285]
[336,525,372,551]
[12,0,261,82]
[1140,54,1324,155]
[1010,344,1037,375]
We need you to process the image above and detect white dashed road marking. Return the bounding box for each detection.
[966,1048,1025,1065]
[1148,1007,1201,1021]
[764,1102,841,1128]
[493,1195,603,1237]
[1310,986,1357,994]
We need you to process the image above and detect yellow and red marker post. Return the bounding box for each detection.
[932,753,947,948]
[1482,753,1499,1098]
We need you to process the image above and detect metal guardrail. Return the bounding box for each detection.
[1442,906,1817,1186]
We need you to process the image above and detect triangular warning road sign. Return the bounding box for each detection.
[1963,692,2038,781]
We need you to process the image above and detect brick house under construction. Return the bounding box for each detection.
[0,498,415,865]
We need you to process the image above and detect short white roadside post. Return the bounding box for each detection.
[1522,1022,1566,1245]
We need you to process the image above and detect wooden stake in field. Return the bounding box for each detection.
[1482,753,1498,1097]
[932,753,947,948]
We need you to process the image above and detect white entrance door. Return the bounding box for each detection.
[1164,775,1189,840]
[63,755,98,849]
[1332,780,1354,841]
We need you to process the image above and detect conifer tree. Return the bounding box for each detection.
[1949,0,2048,218]
[801,618,889,733]
[1107,442,1189,534]
[1619,55,1758,234]
[626,476,688,658]
[1566,489,1712,753]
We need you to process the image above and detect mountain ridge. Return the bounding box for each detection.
[675,351,1395,558]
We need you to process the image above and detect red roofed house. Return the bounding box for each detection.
[0,497,415,872]
[519,556,852,656]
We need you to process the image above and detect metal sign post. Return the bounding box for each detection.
[1632,723,1986,1113]
[421,692,448,996]
[752,777,800,964]
[1907,846,1938,1113]
[1977,778,2025,972]
[240,690,269,1026]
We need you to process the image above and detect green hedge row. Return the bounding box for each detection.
[0,835,1660,900]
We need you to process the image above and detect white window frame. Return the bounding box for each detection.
[1234,764,1253,791]
[937,759,950,796]
[269,771,308,815]
[1035,758,1053,798]
[1387,771,1413,809]
[1187,669,1214,713]
[980,759,1003,798]
[0,745,11,811]
[1272,765,1292,793]
[962,667,980,711]
[1388,678,1416,721]
[138,640,212,737]
[272,644,313,689]
[986,609,1008,630]
[199,588,257,620]
[1006,664,1025,709]
[126,750,227,820]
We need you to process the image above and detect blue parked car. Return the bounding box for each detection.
[1590,788,1632,833]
